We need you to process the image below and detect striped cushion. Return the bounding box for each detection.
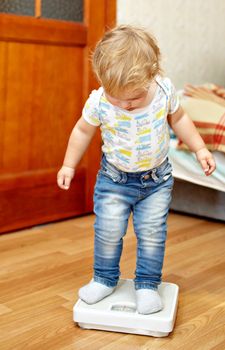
[178,96,225,153]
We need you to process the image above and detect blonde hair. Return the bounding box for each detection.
[92,25,161,96]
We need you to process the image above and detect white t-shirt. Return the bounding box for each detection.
[82,75,179,172]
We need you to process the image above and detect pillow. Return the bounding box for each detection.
[178,96,225,153]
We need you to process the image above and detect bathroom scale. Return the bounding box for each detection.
[73,279,179,337]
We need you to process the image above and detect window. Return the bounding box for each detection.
[41,0,83,22]
[0,0,35,16]
[0,0,83,22]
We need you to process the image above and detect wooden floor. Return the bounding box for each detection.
[0,212,225,350]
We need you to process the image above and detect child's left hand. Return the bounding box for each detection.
[195,148,216,176]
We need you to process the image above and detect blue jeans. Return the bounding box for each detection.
[93,155,174,290]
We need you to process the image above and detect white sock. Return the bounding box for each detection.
[136,289,163,314]
[78,281,115,304]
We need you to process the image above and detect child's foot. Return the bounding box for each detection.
[78,281,115,304]
[136,289,163,314]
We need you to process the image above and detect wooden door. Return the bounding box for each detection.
[0,0,116,233]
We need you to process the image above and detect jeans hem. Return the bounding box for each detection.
[134,282,159,290]
[94,275,118,288]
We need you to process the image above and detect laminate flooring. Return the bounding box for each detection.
[0,213,224,350]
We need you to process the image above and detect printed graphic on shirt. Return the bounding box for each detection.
[82,76,179,171]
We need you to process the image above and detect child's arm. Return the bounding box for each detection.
[57,117,98,190]
[168,106,216,176]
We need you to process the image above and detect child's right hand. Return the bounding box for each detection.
[57,166,75,190]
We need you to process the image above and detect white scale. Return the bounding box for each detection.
[73,279,179,337]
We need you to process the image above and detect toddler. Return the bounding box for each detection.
[57,25,216,314]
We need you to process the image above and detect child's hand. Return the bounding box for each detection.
[57,166,75,190]
[195,148,216,176]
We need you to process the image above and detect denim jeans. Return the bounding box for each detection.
[93,155,174,290]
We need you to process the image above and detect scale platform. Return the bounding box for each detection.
[73,279,179,337]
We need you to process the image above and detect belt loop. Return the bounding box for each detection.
[151,168,158,182]
[119,171,127,184]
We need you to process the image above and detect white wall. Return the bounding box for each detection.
[117,0,225,89]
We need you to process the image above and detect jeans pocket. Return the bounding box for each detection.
[153,162,173,183]
[99,167,121,183]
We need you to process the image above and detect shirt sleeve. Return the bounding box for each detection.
[82,89,102,126]
[167,79,180,114]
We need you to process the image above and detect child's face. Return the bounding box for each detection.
[105,88,149,111]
